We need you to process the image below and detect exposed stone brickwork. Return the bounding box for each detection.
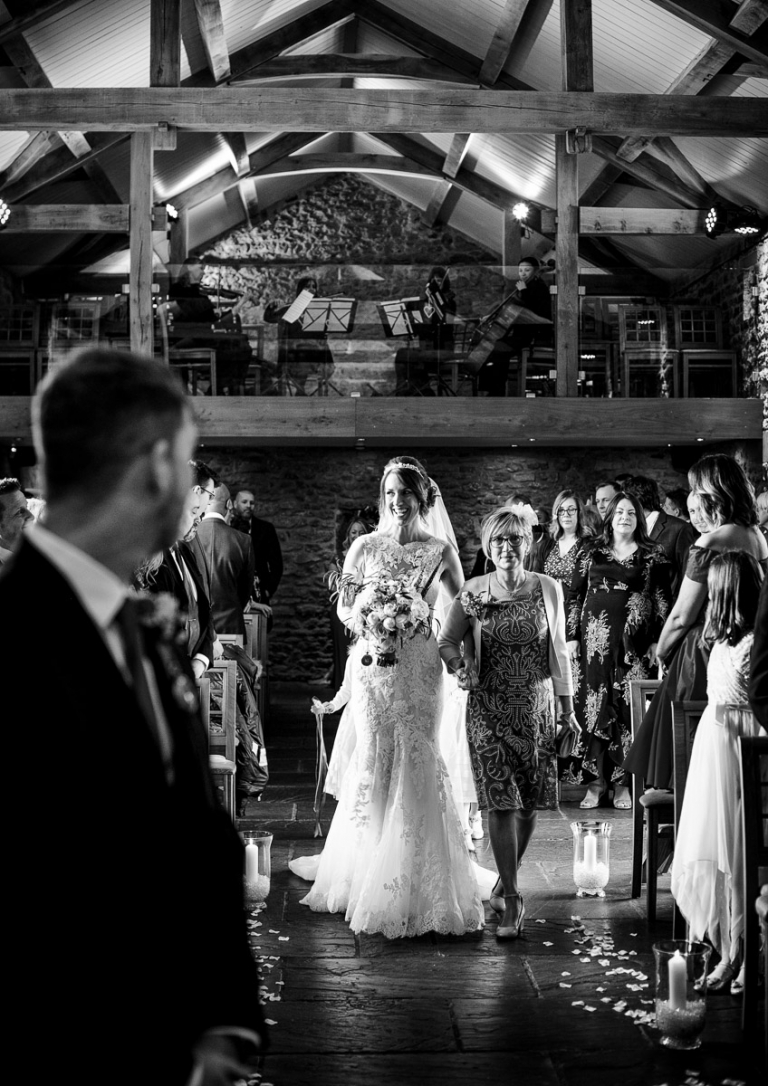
[206,443,761,681]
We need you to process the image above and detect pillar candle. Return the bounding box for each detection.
[668,949,687,1011]
[245,841,260,884]
[584,833,597,873]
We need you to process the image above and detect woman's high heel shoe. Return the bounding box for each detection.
[496,893,525,940]
[730,963,745,996]
[699,959,739,992]
[580,782,607,809]
[489,879,504,915]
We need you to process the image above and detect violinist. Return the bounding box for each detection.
[476,257,553,396]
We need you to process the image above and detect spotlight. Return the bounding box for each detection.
[165,202,180,222]
[512,202,530,222]
[704,203,726,237]
[732,206,760,236]
[0,198,10,229]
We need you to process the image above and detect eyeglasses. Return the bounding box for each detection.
[490,534,524,550]
[557,506,578,517]
[198,485,215,498]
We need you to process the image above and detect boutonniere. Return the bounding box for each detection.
[134,592,186,644]
[460,590,487,619]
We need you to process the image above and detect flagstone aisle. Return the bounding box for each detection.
[241,683,757,1086]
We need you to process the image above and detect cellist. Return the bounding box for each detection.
[477,256,553,396]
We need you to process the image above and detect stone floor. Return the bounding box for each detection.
[240,682,760,1086]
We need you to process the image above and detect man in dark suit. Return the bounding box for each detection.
[192,482,255,637]
[1,348,264,1086]
[629,475,697,596]
[231,488,283,604]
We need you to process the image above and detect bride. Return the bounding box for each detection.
[300,456,484,937]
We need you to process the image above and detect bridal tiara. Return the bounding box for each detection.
[386,459,427,480]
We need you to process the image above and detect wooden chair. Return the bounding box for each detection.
[628,679,668,912]
[670,700,706,936]
[738,735,768,1051]
[168,348,217,395]
[201,659,238,818]
[245,604,271,725]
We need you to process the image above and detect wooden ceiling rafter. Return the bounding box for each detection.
[193,0,230,82]
[0,0,81,47]
[479,0,534,85]
[230,55,478,84]
[646,0,768,66]
[1,29,124,204]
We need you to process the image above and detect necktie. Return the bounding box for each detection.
[114,598,168,758]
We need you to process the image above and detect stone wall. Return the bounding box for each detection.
[206,441,761,682]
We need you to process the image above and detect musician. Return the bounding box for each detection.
[477,257,553,396]
[396,267,458,395]
[264,277,335,395]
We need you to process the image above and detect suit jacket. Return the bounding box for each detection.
[232,514,283,603]
[0,539,263,1086]
[148,544,215,663]
[749,574,768,729]
[191,516,255,636]
[648,510,697,596]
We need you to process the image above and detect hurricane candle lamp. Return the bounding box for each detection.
[242,830,273,904]
[570,820,611,897]
[653,939,711,1049]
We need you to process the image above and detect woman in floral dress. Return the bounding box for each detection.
[529,488,593,587]
[563,491,672,809]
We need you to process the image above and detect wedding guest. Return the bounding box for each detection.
[671,551,766,997]
[191,482,255,637]
[629,475,697,595]
[625,454,768,789]
[0,477,33,566]
[563,491,672,809]
[329,513,374,686]
[1,347,264,1086]
[663,487,690,521]
[757,490,768,541]
[231,489,283,604]
[594,479,619,521]
[439,503,576,939]
[529,489,591,587]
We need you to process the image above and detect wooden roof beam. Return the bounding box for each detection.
[193,0,230,82]
[1,87,764,136]
[229,55,478,83]
[422,180,453,227]
[1,205,130,232]
[479,0,534,85]
[0,1,81,46]
[646,0,768,67]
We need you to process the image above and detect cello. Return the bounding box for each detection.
[465,289,553,373]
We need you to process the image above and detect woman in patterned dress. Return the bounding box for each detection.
[562,491,673,809]
[530,488,593,587]
[439,504,576,940]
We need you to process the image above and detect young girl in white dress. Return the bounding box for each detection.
[671,550,766,995]
[299,456,484,938]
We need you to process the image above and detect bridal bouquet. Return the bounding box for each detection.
[350,572,432,667]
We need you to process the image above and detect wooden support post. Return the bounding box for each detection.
[502,209,521,279]
[555,134,579,397]
[168,207,189,275]
[130,131,155,357]
[151,1,180,149]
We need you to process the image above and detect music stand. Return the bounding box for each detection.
[301,297,356,397]
[378,298,428,396]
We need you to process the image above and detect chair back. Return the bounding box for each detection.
[629,679,662,898]
[204,659,238,764]
[618,304,667,351]
[673,305,724,351]
[671,700,706,837]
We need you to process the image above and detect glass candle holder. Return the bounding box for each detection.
[242,830,272,904]
[570,820,612,897]
[653,939,711,1050]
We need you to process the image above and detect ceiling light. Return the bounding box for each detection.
[512,202,530,222]
[704,203,726,238]
[732,206,761,236]
[165,202,180,222]
[0,198,10,229]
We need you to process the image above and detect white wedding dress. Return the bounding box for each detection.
[671,634,766,962]
[300,533,484,937]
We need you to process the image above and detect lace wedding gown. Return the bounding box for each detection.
[301,534,484,937]
[671,634,766,962]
